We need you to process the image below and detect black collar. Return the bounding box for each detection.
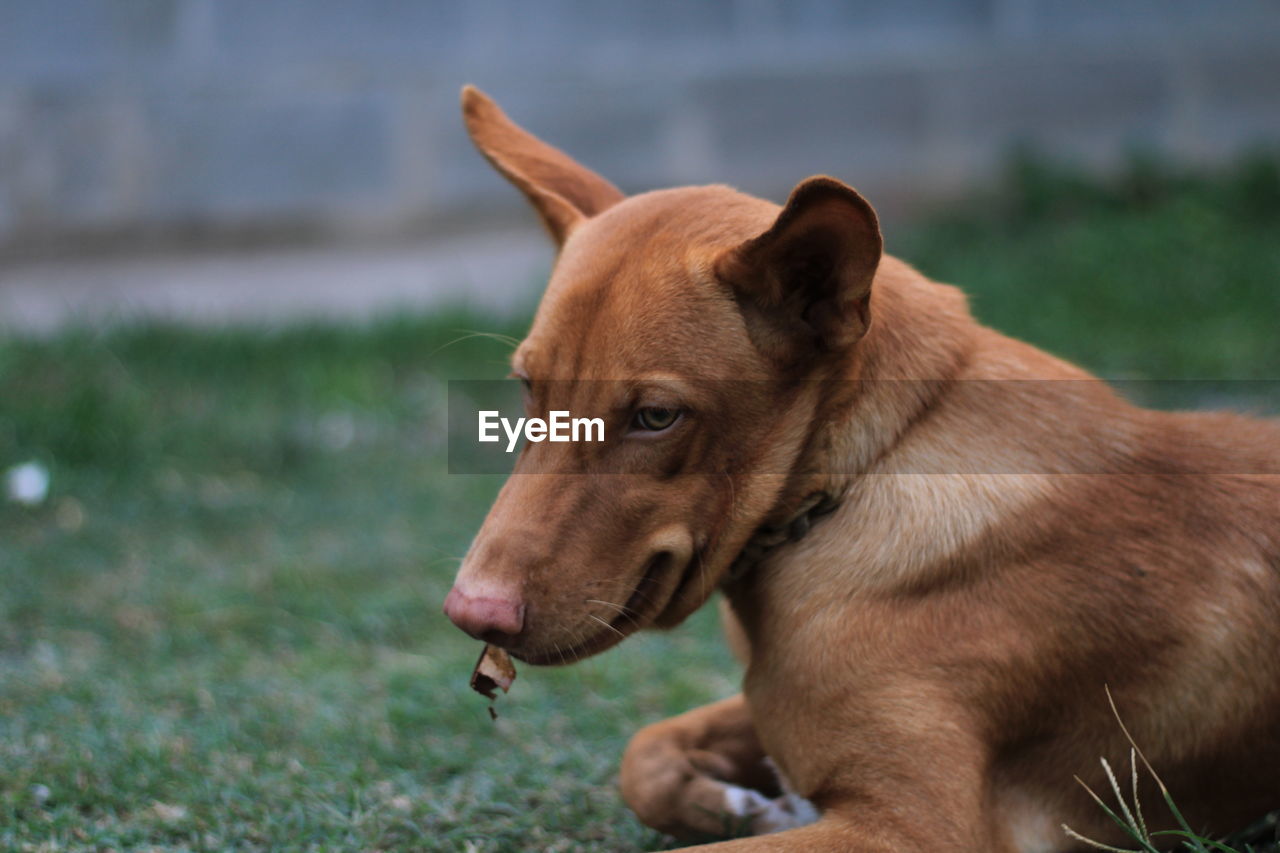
[723,491,840,586]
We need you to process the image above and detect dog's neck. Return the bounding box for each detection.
[824,257,979,479]
[721,257,982,607]
[749,256,978,521]
[721,491,841,588]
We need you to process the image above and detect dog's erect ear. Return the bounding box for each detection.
[461,86,624,245]
[715,176,882,362]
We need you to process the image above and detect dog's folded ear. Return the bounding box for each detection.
[462,86,625,245]
[715,176,882,363]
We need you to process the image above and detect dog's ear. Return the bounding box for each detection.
[715,176,882,363]
[462,86,624,245]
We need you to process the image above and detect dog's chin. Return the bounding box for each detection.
[510,629,625,666]
[513,548,717,666]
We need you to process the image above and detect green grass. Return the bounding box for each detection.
[897,150,1280,379]
[0,315,737,852]
[3,154,1279,851]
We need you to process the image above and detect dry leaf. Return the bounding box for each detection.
[470,644,516,701]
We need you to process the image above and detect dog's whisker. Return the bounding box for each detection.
[585,598,628,614]
[614,607,654,631]
[427,328,520,359]
[586,613,626,639]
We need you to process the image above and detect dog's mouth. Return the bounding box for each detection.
[514,549,705,666]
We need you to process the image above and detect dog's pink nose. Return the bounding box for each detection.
[443,585,525,643]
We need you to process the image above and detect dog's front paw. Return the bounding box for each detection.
[722,784,820,835]
[622,735,814,839]
[620,695,818,840]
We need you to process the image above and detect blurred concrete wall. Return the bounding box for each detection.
[2,0,1278,257]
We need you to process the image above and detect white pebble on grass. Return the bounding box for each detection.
[150,801,189,823]
[5,461,50,505]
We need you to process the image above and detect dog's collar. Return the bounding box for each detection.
[723,491,840,586]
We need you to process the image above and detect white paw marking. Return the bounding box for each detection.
[723,784,773,816]
[721,784,820,834]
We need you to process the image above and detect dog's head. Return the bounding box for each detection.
[444,88,882,664]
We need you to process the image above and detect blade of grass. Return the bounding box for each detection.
[1070,774,1163,852]
[1061,824,1144,853]
[1130,749,1148,840]
[1105,687,1212,850]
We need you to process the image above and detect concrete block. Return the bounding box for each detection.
[0,0,177,77]
[936,53,1172,154]
[2,88,131,230]
[1195,46,1280,151]
[545,0,737,43]
[0,0,1277,253]
[1028,0,1280,42]
[693,69,934,197]
[0,180,12,241]
[1199,48,1280,116]
[209,0,466,66]
[761,0,990,40]
[144,93,393,220]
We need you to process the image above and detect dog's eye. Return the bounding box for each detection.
[633,407,680,432]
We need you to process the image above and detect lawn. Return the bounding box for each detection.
[2,155,1278,852]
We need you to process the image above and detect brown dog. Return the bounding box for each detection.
[443,86,1280,851]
